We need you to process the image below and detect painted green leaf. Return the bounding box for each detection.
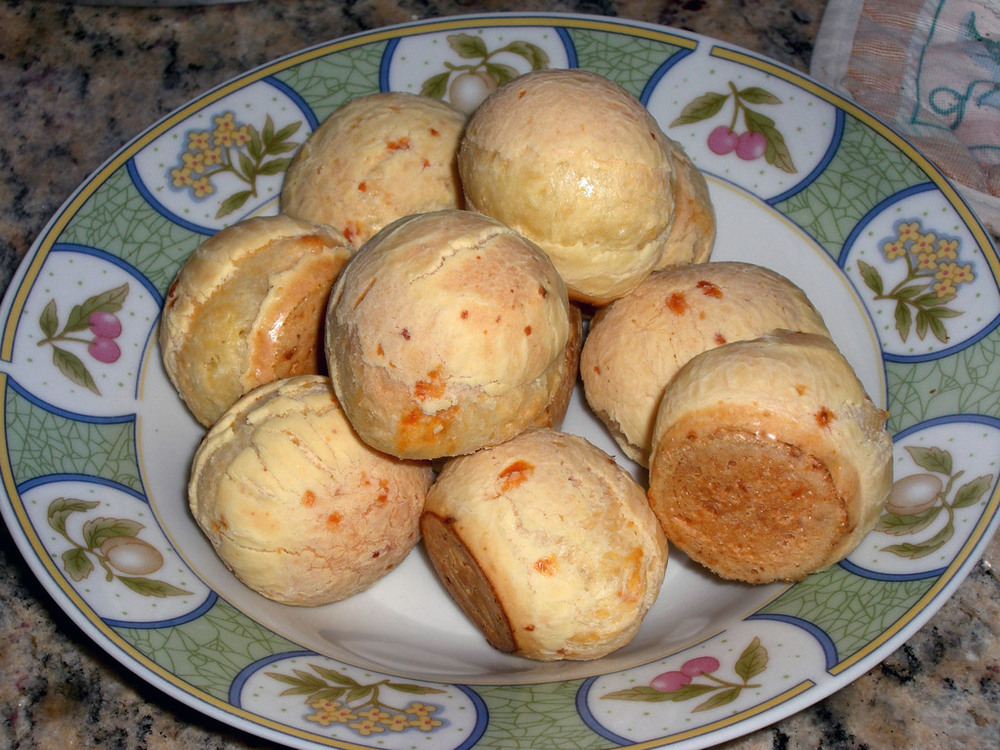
[387,682,447,695]
[875,505,943,535]
[39,299,58,339]
[448,33,488,59]
[312,665,361,686]
[47,497,100,536]
[857,260,884,295]
[118,576,193,598]
[51,346,99,395]
[312,687,348,702]
[247,125,263,160]
[883,522,954,558]
[270,120,302,145]
[896,284,930,300]
[734,637,768,682]
[216,190,253,219]
[895,299,913,341]
[64,283,129,332]
[694,686,741,712]
[738,86,782,105]
[486,62,520,86]
[670,92,728,127]
[61,548,94,581]
[503,40,549,69]
[421,71,451,99]
[82,516,143,550]
[953,474,993,509]
[907,446,953,475]
[258,158,292,176]
[602,685,669,701]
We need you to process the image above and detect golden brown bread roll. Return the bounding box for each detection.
[647,331,893,583]
[189,375,433,605]
[458,68,686,306]
[581,261,831,466]
[160,215,353,427]
[422,427,668,661]
[281,91,466,246]
[325,209,572,460]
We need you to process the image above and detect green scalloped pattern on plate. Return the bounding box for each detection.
[474,679,605,750]
[273,42,387,124]
[56,168,203,298]
[5,384,140,492]
[115,597,300,701]
[755,566,935,664]
[885,327,1000,434]
[774,114,930,262]
[568,27,686,99]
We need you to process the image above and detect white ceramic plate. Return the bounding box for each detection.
[2,13,999,750]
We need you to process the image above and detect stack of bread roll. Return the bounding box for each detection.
[160,69,892,662]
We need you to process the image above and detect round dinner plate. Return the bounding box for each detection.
[2,12,999,750]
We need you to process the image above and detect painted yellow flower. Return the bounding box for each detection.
[944,262,975,285]
[915,251,937,271]
[348,717,385,736]
[933,278,956,298]
[170,167,194,188]
[896,221,921,242]
[381,713,411,731]
[936,237,959,260]
[407,702,438,717]
[409,713,444,731]
[883,239,907,260]
[187,130,212,152]
[909,232,937,255]
[214,111,237,133]
[181,150,207,174]
[233,126,252,147]
[201,146,223,167]
[191,177,214,198]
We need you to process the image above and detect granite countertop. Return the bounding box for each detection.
[1,1,998,748]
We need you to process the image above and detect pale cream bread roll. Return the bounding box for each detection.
[458,68,687,306]
[189,375,433,606]
[160,214,354,427]
[281,91,466,246]
[647,331,893,584]
[325,209,572,460]
[421,427,668,661]
[581,261,831,466]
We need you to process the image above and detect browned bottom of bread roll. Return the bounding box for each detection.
[422,427,667,661]
[651,413,851,582]
[647,331,892,584]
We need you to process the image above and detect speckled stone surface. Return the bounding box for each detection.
[1,1,998,748]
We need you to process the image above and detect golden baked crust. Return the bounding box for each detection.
[422,427,668,660]
[581,261,831,466]
[325,209,572,460]
[656,138,716,268]
[647,331,892,583]
[458,68,680,305]
[281,91,466,246]
[531,302,583,430]
[160,215,353,427]
[189,375,433,605]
